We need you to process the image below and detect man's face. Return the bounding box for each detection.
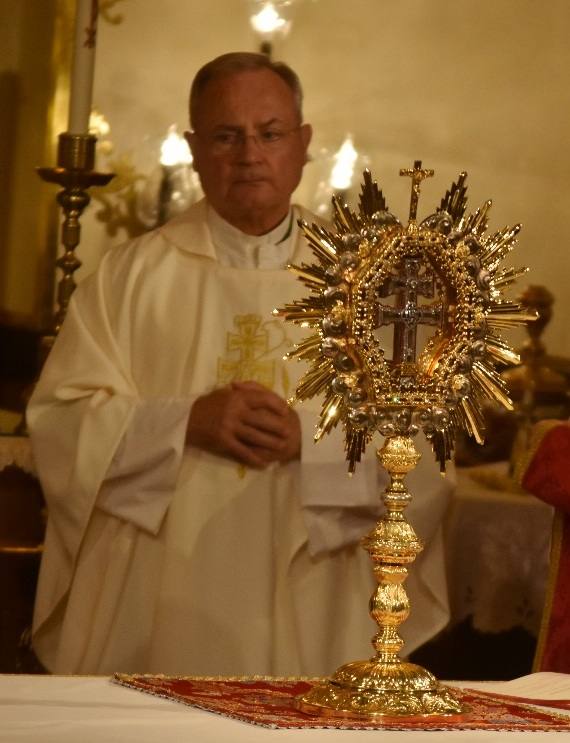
[186,69,312,235]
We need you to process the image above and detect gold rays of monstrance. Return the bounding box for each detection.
[276,162,535,718]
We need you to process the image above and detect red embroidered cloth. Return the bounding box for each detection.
[113,674,570,731]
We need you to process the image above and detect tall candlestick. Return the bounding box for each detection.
[68,0,99,133]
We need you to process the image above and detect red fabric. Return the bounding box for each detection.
[522,425,570,513]
[113,674,570,731]
[522,424,570,673]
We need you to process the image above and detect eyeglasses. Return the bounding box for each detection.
[196,126,302,155]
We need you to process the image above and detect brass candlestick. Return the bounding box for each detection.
[277,164,534,717]
[38,132,114,346]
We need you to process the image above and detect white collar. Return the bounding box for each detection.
[206,204,296,270]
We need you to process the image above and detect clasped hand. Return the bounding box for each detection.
[186,381,301,468]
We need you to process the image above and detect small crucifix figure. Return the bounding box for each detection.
[399,160,434,222]
[376,258,443,365]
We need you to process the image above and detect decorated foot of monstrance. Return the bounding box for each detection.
[276,163,535,717]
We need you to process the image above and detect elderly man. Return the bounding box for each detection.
[28,52,452,676]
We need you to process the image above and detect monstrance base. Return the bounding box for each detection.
[296,659,467,719]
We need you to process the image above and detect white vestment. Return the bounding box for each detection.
[28,199,453,676]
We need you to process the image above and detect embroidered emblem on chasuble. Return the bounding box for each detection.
[217,313,293,397]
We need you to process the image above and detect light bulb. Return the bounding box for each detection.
[250,2,289,36]
[329,135,358,191]
[160,125,192,167]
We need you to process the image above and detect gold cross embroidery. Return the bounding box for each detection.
[218,314,275,388]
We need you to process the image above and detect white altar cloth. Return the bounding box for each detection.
[1,673,570,742]
[450,465,553,635]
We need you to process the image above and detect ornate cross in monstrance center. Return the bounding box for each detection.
[376,257,443,365]
[371,161,442,365]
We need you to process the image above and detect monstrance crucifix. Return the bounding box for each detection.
[276,163,534,717]
[381,162,441,365]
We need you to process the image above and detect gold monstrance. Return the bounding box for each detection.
[276,163,534,717]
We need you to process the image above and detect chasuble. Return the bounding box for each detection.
[28,199,453,676]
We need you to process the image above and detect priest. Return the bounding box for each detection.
[27,52,453,675]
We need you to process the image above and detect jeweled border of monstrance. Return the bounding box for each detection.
[277,163,534,472]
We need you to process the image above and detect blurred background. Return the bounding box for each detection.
[0,0,569,678]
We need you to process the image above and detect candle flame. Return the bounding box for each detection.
[160,125,192,167]
[329,134,358,191]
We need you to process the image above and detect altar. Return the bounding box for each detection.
[1,672,570,741]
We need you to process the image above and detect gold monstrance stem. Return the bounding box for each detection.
[297,435,464,717]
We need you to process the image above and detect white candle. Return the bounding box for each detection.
[68,0,98,133]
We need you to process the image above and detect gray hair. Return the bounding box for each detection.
[189,52,304,128]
